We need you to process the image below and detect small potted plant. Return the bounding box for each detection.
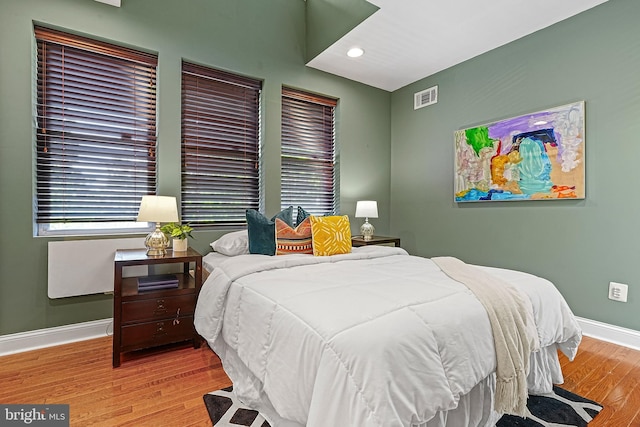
[160,222,194,252]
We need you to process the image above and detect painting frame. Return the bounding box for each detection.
[454,101,585,202]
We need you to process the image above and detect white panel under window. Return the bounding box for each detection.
[48,238,146,298]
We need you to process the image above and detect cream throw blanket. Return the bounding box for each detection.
[431,256,540,417]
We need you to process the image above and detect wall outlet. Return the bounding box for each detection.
[608,282,628,302]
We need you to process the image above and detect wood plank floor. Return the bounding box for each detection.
[0,338,231,426]
[0,335,639,426]
[558,336,640,426]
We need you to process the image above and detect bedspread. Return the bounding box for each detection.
[194,246,581,427]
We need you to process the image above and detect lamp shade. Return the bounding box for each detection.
[355,200,378,218]
[136,195,179,223]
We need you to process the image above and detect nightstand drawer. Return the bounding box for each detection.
[122,294,196,324]
[120,316,194,352]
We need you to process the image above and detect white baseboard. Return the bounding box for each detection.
[576,316,640,351]
[0,318,112,357]
[1,316,639,356]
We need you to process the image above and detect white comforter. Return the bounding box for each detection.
[194,246,581,427]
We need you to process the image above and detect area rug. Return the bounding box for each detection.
[204,387,269,427]
[496,386,602,427]
[204,385,602,427]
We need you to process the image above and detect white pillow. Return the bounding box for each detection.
[210,230,249,256]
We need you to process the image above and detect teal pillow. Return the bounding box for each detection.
[246,206,294,255]
[297,206,311,225]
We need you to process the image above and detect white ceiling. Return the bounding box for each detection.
[307,0,608,92]
[94,0,121,6]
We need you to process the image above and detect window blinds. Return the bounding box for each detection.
[181,61,262,227]
[281,87,337,216]
[35,26,158,223]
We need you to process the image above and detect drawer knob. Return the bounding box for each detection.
[154,322,167,338]
[154,299,167,315]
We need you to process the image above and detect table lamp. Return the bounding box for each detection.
[137,195,179,256]
[355,200,378,241]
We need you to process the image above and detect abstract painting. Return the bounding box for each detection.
[454,101,585,202]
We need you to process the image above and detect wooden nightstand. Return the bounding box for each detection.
[351,235,401,247]
[112,247,203,368]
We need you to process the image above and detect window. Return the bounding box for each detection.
[281,87,337,216]
[181,61,262,227]
[34,26,158,236]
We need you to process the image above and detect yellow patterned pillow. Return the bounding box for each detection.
[309,215,352,256]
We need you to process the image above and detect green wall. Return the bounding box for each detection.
[390,0,640,331]
[0,0,391,336]
[4,0,637,339]
[305,0,378,62]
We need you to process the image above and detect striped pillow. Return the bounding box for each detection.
[275,217,313,255]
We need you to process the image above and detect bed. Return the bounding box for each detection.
[194,241,581,427]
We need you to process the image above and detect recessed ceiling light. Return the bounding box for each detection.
[347,47,364,58]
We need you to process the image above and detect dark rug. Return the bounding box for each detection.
[497,386,602,427]
[204,385,602,427]
[204,386,269,427]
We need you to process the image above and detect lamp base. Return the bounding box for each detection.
[145,223,169,256]
[360,219,375,241]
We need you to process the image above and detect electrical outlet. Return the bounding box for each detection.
[608,282,628,302]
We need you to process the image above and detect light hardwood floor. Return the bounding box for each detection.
[0,338,230,426]
[0,335,638,426]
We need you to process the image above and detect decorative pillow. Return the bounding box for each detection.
[296,206,311,226]
[309,215,352,256]
[275,217,313,255]
[209,230,249,256]
[246,206,294,256]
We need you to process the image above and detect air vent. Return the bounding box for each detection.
[414,85,438,110]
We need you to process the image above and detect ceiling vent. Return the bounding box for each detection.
[414,85,438,110]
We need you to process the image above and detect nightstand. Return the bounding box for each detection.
[112,247,203,368]
[351,235,401,247]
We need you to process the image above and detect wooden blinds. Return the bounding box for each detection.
[181,61,262,227]
[34,26,158,223]
[281,87,337,215]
